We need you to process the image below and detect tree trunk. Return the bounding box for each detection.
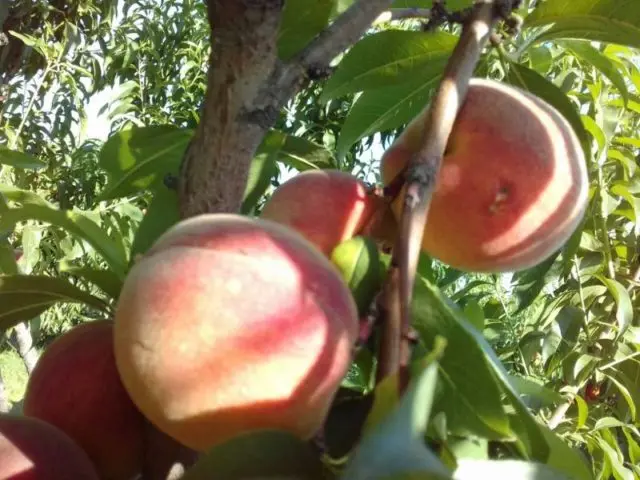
[11,322,39,374]
[0,371,9,413]
[178,0,285,218]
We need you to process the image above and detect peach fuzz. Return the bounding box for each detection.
[381,78,588,272]
[0,414,100,479]
[260,169,377,256]
[113,213,359,451]
[23,320,146,480]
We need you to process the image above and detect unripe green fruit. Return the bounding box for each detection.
[331,236,383,316]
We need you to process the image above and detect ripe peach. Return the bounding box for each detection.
[381,78,588,272]
[0,414,99,479]
[260,170,377,256]
[113,214,359,451]
[23,320,146,480]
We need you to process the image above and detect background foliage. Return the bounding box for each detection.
[1,0,639,478]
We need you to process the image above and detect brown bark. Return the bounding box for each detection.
[0,371,9,413]
[178,0,285,218]
[178,0,395,218]
[11,322,39,374]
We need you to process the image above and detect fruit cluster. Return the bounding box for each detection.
[0,79,588,479]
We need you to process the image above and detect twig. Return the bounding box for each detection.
[376,0,514,390]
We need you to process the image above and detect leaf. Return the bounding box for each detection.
[331,236,383,316]
[595,275,633,338]
[508,375,566,407]
[574,395,589,429]
[181,430,326,480]
[241,137,282,214]
[58,263,123,301]
[0,146,46,170]
[0,240,18,275]
[322,30,457,101]
[524,0,640,49]
[268,130,335,171]
[336,73,440,156]
[96,125,193,202]
[130,186,180,258]
[560,40,629,106]
[0,205,128,278]
[0,275,110,333]
[511,251,561,314]
[0,185,53,207]
[505,62,591,159]
[605,374,636,422]
[324,389,375,459]
[542,306,584,366]
[538,425,593,480]
[596,437,635,480]
[277,0,334,60]
[411,279,513,440]
[342,358,451,480]
[453,459,571,480]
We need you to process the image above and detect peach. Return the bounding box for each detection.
[23,320,146,480]
[260,170,378,256]
[381,78,588,272]
[0,414,100,479]
[113,214,359,451]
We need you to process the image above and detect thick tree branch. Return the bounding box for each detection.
[178,0,394,218]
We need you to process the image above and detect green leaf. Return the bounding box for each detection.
[130,186,180,258]
[342,357,451,480]
[0,240,18,275]
[595,275,633,338]
[605,374,636,423]
[511,251,561,314]
[96,125,193,202]
[181,430,326,480]
[0,185,53,207]
[453,459,571,480]
[596,436,635,480]
[0,275,110,333]
[505,62,591,159]
[336,73,440,156]
[240,138,282,214]
[560,40,629,106]
[411,279,513,440]
[574,395,588,429]
[322,30,457,101]
[266,130,335,171]
[539,425,593,480]
[542,306,584,366]
[0,146,46,170]
[331,236,383,316]
[0,205,128,278]
[508,375,566,407]
[278,0,334,60]
[524,0,640,49]
[58,263,123,301]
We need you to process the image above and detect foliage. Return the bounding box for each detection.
[1,0,640,478]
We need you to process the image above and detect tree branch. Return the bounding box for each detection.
[178,0,394,218]
[377,0,516,388]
